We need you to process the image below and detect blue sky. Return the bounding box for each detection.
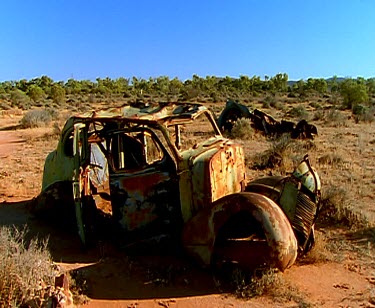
[1,0,374,82]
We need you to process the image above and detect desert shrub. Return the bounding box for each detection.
[10,89,31,109]
[45,107,60,121]
[27,85,45,102]
[232,268,310,305]
[309,101,322,109]
[262,95,283,110]
[20,109,52,128]
[262,100,270,109]
[263,96,274,107]
[50,84,66,105]
[0,226,56,307]
[251,134,294,171]
[318,153,344,166]
[352,104,367,116]
[271,100,284,110]
[230,118,254,140]
[324,108,348,127]
[312,109,325,121]
[0,101,12,110]
[289,105,309,120]
[319,185,370,228]
[340,79,369,109]
[353,105,374,123]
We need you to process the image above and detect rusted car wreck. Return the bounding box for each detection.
[218,100,318,139]
[35,102,321,272]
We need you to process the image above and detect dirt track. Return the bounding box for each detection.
[1,126,375,307]
[0,130,25,158]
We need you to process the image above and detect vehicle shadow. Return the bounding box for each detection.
[72,249,220,300]
[0,199,222,300]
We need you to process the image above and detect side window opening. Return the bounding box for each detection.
[108,129,165,172]
[63,130,74,157]
[167,111,220,152]
[143,131,163,164]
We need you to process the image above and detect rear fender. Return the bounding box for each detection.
[182,192,298,271]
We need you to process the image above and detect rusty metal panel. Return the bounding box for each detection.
[210,142,246,203]
[110,171,177,232]
[181,139,246,219]
[182,192,298,272]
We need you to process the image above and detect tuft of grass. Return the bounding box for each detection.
[318,153,344,166]
[0,101,12,110]
[251,134,296,172]
[312,109,325,121]
[20,109,53,128]
[353,105,375,123]
[232,268,312,306]
[299,231,334,264]
[0,226,57,308]
[289,105,309,120]
[230,118,254,140]
[319,185,370,229]
[324,109,348,127]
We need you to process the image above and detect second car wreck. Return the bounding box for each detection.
[218,100,318,139]
[33,101,321,272]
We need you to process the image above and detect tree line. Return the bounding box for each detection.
[0,74,374,111]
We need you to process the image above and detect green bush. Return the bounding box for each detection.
[10,89,31,109]
[340,79,369,109]
[352,104,367,116]
[27,85,45,102]
[0,227,56,307]
[20,109,53,128]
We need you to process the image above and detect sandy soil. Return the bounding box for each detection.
[1,120,375,307]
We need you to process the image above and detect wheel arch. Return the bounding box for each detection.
[182,192,298,271]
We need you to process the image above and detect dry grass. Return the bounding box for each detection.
[250,134,305,173]
[232,268,312,307]
[319,185,371,229]
[19,109,53,128]
[299,230,334,264]
[0,226,57,308]
[324,108,349,127]
[230,118,254,140]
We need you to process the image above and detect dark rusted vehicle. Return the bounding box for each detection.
[218,100,318,139]
[35,102,321,272]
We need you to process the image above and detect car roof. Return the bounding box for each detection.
[72,102,209,125]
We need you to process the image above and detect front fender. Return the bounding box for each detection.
[182,192,298,272]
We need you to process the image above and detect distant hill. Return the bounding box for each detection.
[288,77,347,87]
